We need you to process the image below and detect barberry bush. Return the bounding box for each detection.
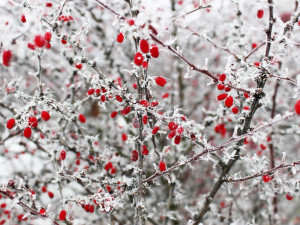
[1,0,300,224]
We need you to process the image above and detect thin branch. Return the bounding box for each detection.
[35,52,44,97]
[282,10,300,35]
[95,0,126,20]
[244,42,266,61]
[54,0,69,22]
[180,25,239,60]
[226,160,300,182]
[149,34,250,94]
[171,4,211,22]
[267,73,298,86]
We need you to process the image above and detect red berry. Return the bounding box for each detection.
[220,201,226,208]
[127,19,135,26]
[243,106,250,110]
[244,93,250,98]
[219,73,226,82]
[8,180,14,187]
[155,76,167,87]
[142,145,149,155]
[44,32,52,42]
[168,122,176,130]
[140,39,149,53]
[263,175,271,183]
[89,205,95,213]
[232,106,239,114]
[132,83,137,89]
[100,95,106,102]
[104,162,113,171]
[174,135,181,145]
[95,89,101,95]
[60,149,66,160]
[217,84,225,90]
[75,63,82,70]
[78,114,86,123]
[257,9,264,19]
[217,93,228,101]
[39,208,46,215]
[224,86,231,92]
[87,89,94,95]
[28,117,38,128]
[252,43,257,49]
[286,194,293,201]
[46,2,53,7]
[121,133,127,142]
[28,43,36,50]
[111,167,116,174]
[84,204,90,212]
[260,144,266,150]
[140,100,150,107]
[152,126,159,134]
[117,33,124,43]
[134,52,143,66]
[168,130,176,139]
[41,111,50,121]
[3,50,12,67]
[45,42,51,50]
[176,126,183,134]
[41,186,47,192]
[21,14,26,23]
[48,191,54,198]
[225,96,233,108]
[106,185,111,192]
[191,133,196,141]
[116,95,123,102]
[111,111,118,118]
[151,101,159,107]
[150,44,159,58]
[61,37,67,44]
[131,150,139,161]
[59,210,66,221]
[254,61,260,67]
[34,35,45,48]
[295,100,300,115]
[23,127,32,138]
[123,107,131,115]
[17,214,27,221]
[142,115,148,124]
[142,61,148,69]
[159,161,166,172]
[6,118,15,129]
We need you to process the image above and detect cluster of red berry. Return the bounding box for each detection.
[6,111,50,138]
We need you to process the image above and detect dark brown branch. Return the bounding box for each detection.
[265,0,274,57]
[244,42,266,61]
